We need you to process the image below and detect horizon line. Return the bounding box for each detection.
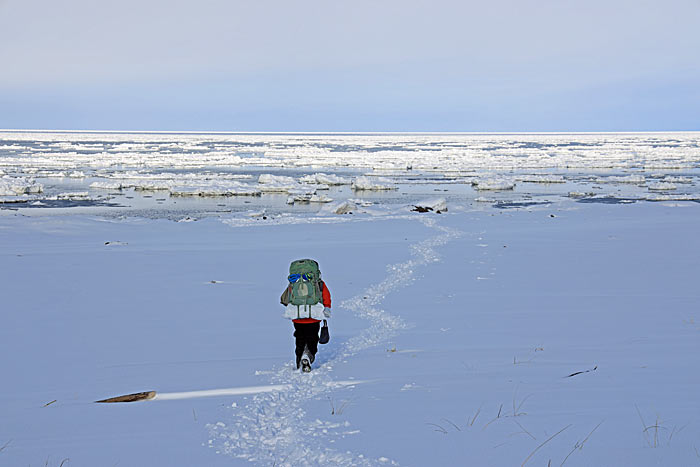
[2,128,700,136]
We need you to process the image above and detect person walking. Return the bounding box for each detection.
[280,259,331,372]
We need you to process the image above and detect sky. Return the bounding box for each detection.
[1,0,699,131]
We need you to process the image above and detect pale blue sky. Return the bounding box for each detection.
[1,0,699,131]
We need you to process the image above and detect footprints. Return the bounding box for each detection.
[207,218,461,466]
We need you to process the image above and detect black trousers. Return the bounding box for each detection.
[293,322,320,358]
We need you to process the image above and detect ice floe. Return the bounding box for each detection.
[596,175,646,184]
[90,181,126,190]
[516,174,565,183]
[169,183,261,197]
[0,176,44,196]
[287,193,333,204]
[648,182,678,191]
[568,191,598,198]
[645,193,700,201]
[663,176,693,184]
[351,176,396,191]
[300,173,351,185]
[472,178,516,191]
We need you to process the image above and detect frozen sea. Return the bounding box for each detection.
[1,131,700,466]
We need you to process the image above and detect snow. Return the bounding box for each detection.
[2,131,700,467]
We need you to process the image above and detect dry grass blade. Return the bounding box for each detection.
[42,400,57,408]
[442,418,461,432]
[483,404,504,431]
[0,439,12,452]
[513,419,537,441]
[59,458,70,467]
[426,422,448,434]
[560,420,604,466]
[470,406,482,426]
[635,404,652,448]
[521,424,572,467]
[514,394,533,416]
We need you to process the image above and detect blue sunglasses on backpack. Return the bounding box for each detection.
[288,273,313,283]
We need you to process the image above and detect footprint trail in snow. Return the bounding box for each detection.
[207,218,462,466]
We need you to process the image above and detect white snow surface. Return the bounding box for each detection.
[2,131,700,467]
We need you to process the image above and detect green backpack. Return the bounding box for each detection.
[288,259,322,306]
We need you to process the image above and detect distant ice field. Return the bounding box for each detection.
[1,131,699,220]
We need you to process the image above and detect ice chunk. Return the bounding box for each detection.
[517,174,565,183]
[473,178,515,191]
[597,175,646,184]
[351,176,396,191]
[257,174,303,193]
[55,192,90,200]
[348,198,374,207]
[169,184,260,197]
[258,174,296,185]
[411,197,447,213]
[287,193,333,204]
[568,191,598,198]
[648,182,677,191]
[90,181,127,190]
[645,193,700,201]
[300,173,351,185]
[0,176,44,195]
[133,181,171,191]
[324,201,356,214]
[663,176,693,184]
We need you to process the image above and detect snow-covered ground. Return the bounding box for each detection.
[1,132,700,466]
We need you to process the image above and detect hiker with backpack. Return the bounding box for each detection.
[280,259,331,372]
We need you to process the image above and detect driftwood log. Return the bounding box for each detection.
[95,391,156,403]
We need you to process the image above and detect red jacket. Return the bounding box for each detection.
[281,280,331,324]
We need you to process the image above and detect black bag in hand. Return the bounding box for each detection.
[319,320,330,344]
